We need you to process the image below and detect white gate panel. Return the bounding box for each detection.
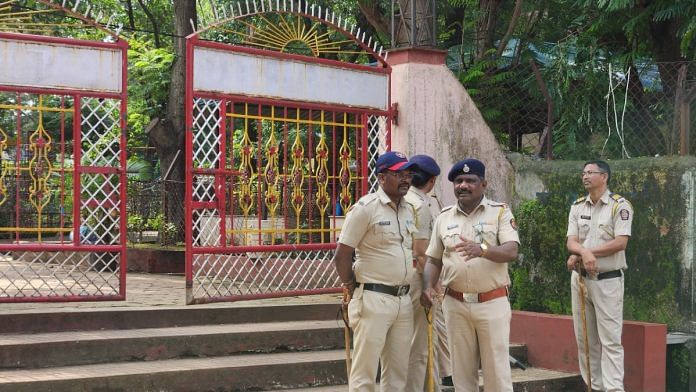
[193,47,388,111]
[0,38,123,93]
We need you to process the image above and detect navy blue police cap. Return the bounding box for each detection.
[409,155,441,177]
[376,151,416,173]
[448,158,485,182]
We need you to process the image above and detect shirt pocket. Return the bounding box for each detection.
[578,222,591,241]
[374,222,399,245]
[442,231,460,252]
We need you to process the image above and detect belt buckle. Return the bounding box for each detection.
[397,285,409,296]
[462,293,479,303]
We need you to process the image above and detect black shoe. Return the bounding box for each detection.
[441,376,453,386]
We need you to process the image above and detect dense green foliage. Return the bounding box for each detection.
[442,0,695,159]
[511,157,690,329]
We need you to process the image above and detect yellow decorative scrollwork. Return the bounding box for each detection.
[28,96,54,241]
[263,118,280,217]
[290,121,305,236]
[338,122,353,213]
[237,106,255,216]
[0,126,8,206]
[314,112,330,218]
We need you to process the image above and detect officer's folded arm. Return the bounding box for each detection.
[482,241,519,263]
[586,235,629,257]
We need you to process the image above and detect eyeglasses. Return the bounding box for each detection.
[383,171,414,180]
[581,170,605,177]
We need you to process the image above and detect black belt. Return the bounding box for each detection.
[359,283,410,296]
[581,269,622,280]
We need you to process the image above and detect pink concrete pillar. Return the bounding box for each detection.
[387,47,513,206]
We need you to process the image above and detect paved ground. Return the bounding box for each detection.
[1,272,343,313]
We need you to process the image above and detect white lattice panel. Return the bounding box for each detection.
[192,98,222,169]
[81,173,121,245]
[81,98,121,167]
[0,251,120,299]
[190,250,339,300]
[193,209,222,247]
[367,115,389,192]
[192,175,216,203]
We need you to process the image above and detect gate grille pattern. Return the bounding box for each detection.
[188,96,388,303]
[0,93,125,301]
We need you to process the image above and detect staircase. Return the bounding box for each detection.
[0,302,582,391]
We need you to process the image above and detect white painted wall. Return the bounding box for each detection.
[194,47,389,111]
[0,38,122,93]
[390,61,514,207]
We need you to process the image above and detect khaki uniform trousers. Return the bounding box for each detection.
[405,274,451,392]
[571,271,625,392]
[348,287,413,392]
[443,295,512,392]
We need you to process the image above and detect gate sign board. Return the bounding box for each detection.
[193,47,389,111]
[0,37,123,93]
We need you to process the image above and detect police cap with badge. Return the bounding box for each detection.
[376,151,416,173]
[448,158,485,181]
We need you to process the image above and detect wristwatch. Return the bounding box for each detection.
[480,243,488,257]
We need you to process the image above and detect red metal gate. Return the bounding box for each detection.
[186,5,391,304]
[0,4,128,302]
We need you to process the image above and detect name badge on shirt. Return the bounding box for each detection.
[580,215,591,220]
[377,221,391,226]
[446,224,459,230]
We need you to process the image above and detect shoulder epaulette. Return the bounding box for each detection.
[357,193,379,206]
[610,193,625,202]
[573,196,586,205]
[610,193,631,218]
[441,205,455,213]
[487,201,506,208]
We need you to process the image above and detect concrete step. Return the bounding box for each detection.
[278,367,583,392]
[0,302,341,334]
[0,350,348,392]
[0,320,345,369]
[0,318,526,370]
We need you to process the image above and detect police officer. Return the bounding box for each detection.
[404,155,452,392]
[566,160,633,392]
[334,151,418,392]
[421,158,519,392]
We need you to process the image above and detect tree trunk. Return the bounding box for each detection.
[393,0,433,47]
[146,0,196,243]
[475,0,502,61]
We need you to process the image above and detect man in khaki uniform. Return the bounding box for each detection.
[421,158,519,392]
[404,155,452,392]
[566,160,633,392]
[334,151,419,392]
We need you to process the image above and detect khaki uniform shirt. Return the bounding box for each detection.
[426,196,520,293]
[339,187,418,286]
[405,187,438,273]
[566,189,633,272]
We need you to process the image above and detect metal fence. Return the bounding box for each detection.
[127,179,184,245]
[459,59,696,160]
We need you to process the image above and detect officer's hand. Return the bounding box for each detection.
[566,255,580,271]
[420,287,435,308]
[341,281,355,305]
[434,281,444,296]
[581,250,598,275]
[455,236,482,261]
